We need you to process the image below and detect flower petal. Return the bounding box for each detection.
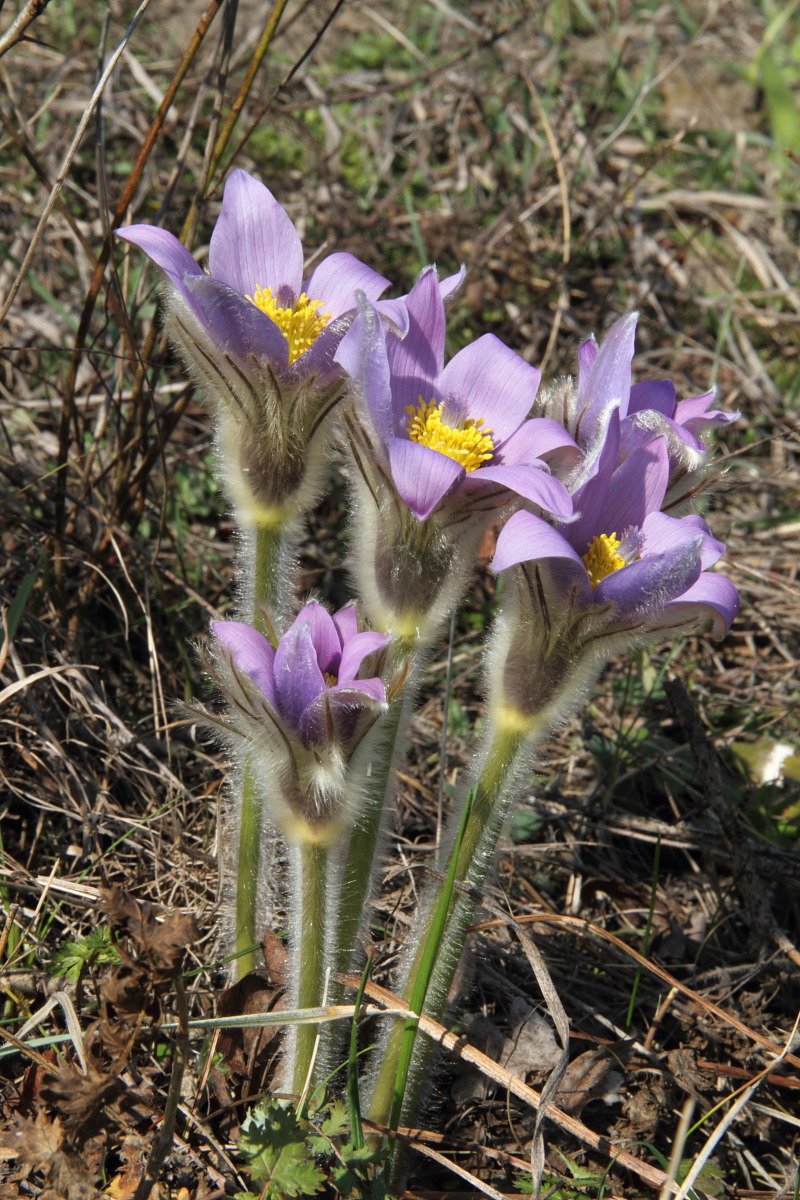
[338,630,388,682]
[496,418,580,474]
[594,534,704,611]
[331,602,358,645]
[472,462,573,519]
[438,334,540,440]
[213,620,277,707]
[640,511,725,569]
[273,620,326,729]
[492,510,584,573]
[576,312,637,442]
[117,225,204,290]
[598,436,669,536]
[658,572,740,637]
[304,252,390,319]
[182,274,290,367]
[386,268,445,424]
[299,684,383,745]
[335,302,394,443]
[387,436,463,520]
[295,600,341,677]
[628,379,676,418]
[674,389,740,432]
[209,168,303,297]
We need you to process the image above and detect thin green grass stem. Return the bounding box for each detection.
[292,841,329,1097]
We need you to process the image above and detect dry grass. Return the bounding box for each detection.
[1,0,799,1196]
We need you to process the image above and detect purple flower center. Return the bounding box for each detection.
[405,397,495,472]
[581,532,628,587]
[246,284,331,363]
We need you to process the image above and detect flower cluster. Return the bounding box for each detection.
[120,169,739,1104]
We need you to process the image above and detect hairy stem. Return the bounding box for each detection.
[367,720,535,1133]
[290,840,330,1096]
[232,516,296,980]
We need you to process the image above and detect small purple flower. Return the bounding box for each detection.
[214,600,387,750]
[493,462,738,640]
[536,313,739,514]
[336,267,578,523]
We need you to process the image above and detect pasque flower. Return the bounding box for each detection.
[488,435,738,732]
[337,266,577,523]
[334,267,578,643]
[119,169,398,521]
[213,600,388,840]
[536,312,739,514]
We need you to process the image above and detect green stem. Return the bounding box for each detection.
[250,520,293,631]
[232,516,296,980]
[331,681,415,984]
[292,841,329,1097]
[233,762,263,976]
[367,720,535,1132]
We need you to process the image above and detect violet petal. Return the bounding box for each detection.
[594,534,704,611]
[295,601,341,677]
[303,252,390,319]
[473,462,573,519]
[438,334,540,441]
[386,268,445,425]
[213,620,278,708]
[209,168,303,298]
[337,630,388,682]
[598,437,669,536]
[387,436,463,520]
[628,379,677,418]
[273,620,325,729]
[182,274,290,367]
[492,510,584,574]
[118,225,203,291]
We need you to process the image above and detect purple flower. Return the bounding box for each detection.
[336,267,578,523]
[214,600,387,750]
[536,313,739,514]
[493,469,738,640]
[120,168,393,379]
[118,170,399,518]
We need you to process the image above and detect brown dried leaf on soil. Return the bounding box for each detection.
[0,1111,98,1199]
[100,886,199,982]
[38,1063,124,1143]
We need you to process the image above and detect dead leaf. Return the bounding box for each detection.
[39,1064,124,1142]
[100,887,198,981]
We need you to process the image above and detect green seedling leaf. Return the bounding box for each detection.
[677,1157,725,1198]
[238,1099,326,1198]
[1,564,39,652]
[51,927,120,982]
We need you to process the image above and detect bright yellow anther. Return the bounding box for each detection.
[582,532,627,588]
[246,285,330,364]
[405,398,494,473]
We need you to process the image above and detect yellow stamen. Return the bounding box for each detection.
[323,671,338,687]
[246,285,330,364]
[582,532,627,587]
[405,398,494,473]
